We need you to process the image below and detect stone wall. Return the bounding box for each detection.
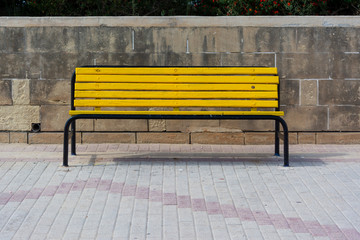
[0,16,359,144]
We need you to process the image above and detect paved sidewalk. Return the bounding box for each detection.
[0,143,360,240]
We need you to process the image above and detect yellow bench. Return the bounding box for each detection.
[63,66,289,166]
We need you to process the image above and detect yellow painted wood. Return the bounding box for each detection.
[70,110,284,116]
[76,75,279,84]
[76,67,278,75]
[74,91,278,99]
[73,99,278,108]
[75,83,278,91]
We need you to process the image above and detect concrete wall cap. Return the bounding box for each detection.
[1,16,360,28]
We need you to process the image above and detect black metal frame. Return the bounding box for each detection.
[63,66,289,167]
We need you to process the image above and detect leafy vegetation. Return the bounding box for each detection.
[1,0,359,16]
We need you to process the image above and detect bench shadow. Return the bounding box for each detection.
[70,152,350,167]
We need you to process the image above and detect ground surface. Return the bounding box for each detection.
[0,143,360,240]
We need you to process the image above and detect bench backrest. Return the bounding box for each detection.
[72,66,280,114]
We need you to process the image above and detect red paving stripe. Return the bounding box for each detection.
[192,198,206,211]
[304,221,327,237]
[287,217,309,234]
[206,202,222,214]
[26,188,44,199]
[135,186,150,199]
[0,192,12,205]
[253,211,272,225]
[149,190,162,202]
[57,183,73,194]
[122,185,136,196]
[221,204,238,218]
[237,208,255,221]
[97,179,112,191]
[86,178,100,188]
[109,182,124,194]
[177,195,191,208]
[9,190,29,202]
[71,180,87,192]
[269,214,290,229]
[163,192,177,205]
[343,228,360,240]
[42,185,58,197]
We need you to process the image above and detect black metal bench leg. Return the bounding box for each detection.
[278,118,289,167]
[63,117,76,167]
[275,120,280,156]
[71,121,76,155]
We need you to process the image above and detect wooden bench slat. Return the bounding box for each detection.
[76,67,278,75]
[76,75,279,84]
[74,91,279,99]
[70,110,284,116]
[75,83,278,91]
[74,99,279,108]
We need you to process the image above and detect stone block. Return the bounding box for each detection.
[12,79,30,105]
[40,105,93,131]
[149,119,166,132]
[295,27,333,53]
[301,80,317,106]
[245,132,274,145]
[329,106,360,131]
[282,106,328,131]
[133,27,155,53]
[77,27,131,53]
[242,27,280,52]
[0,27,25,53]
[332,53,360,79]
[137,132,189,144]
[94,119,148,132]
[10,132,27,143]
[0,105,40,131]
[25,27,77,53]
[220,119,273,132]
[221,52,275,67]
[189,53,222,66]
[187,27,242,53]
[191,132,244,145]
[298,132,316,144]
[319,80,360,105]
[277,53,330,79]
[40,52,78,80]
[0,80,12,105]
[280,80,299,106]
[166,119,220,132]
[0,132,9,143]
[0,53,26,79]
[316,133,360,144]
[153,28,188,53]
[84,52,166,66]
[29,132,81,144]
[82,132,135,144]
[30,80,70,105]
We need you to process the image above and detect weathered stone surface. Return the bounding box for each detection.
[221,52,275,67]
[191,132,244,145]
[282,106,328,131]
[40,105,93,131]
[82,132,135,143]
[298,133,316,144]
[12,79,30,105]
[0,80,12,105]
[137,132,189,144]
[149,119,166,132]
[242,27,280,52]
[77,27,131,53]
[0,105,40,131]
[317,133,360,144]
[319,80,360,105]
[0,53,26,79]
[9,132,27,143]
[329,106,360,131]
[245,132,274,145]
[166,119,220,132]
[277,53,331,79]
[94,119,147,132]
[301,80,317,106]
[295,27,333,53]
[0,27,25,53]
[0,132,9,143]
[220,119,273,132]
[280,80,299,106]
[29,132,80,144]
[153,28,188,53]
[40,52,78,80]
[25,27,77,53]
[30,80,70,105]
[188,27,242,53]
